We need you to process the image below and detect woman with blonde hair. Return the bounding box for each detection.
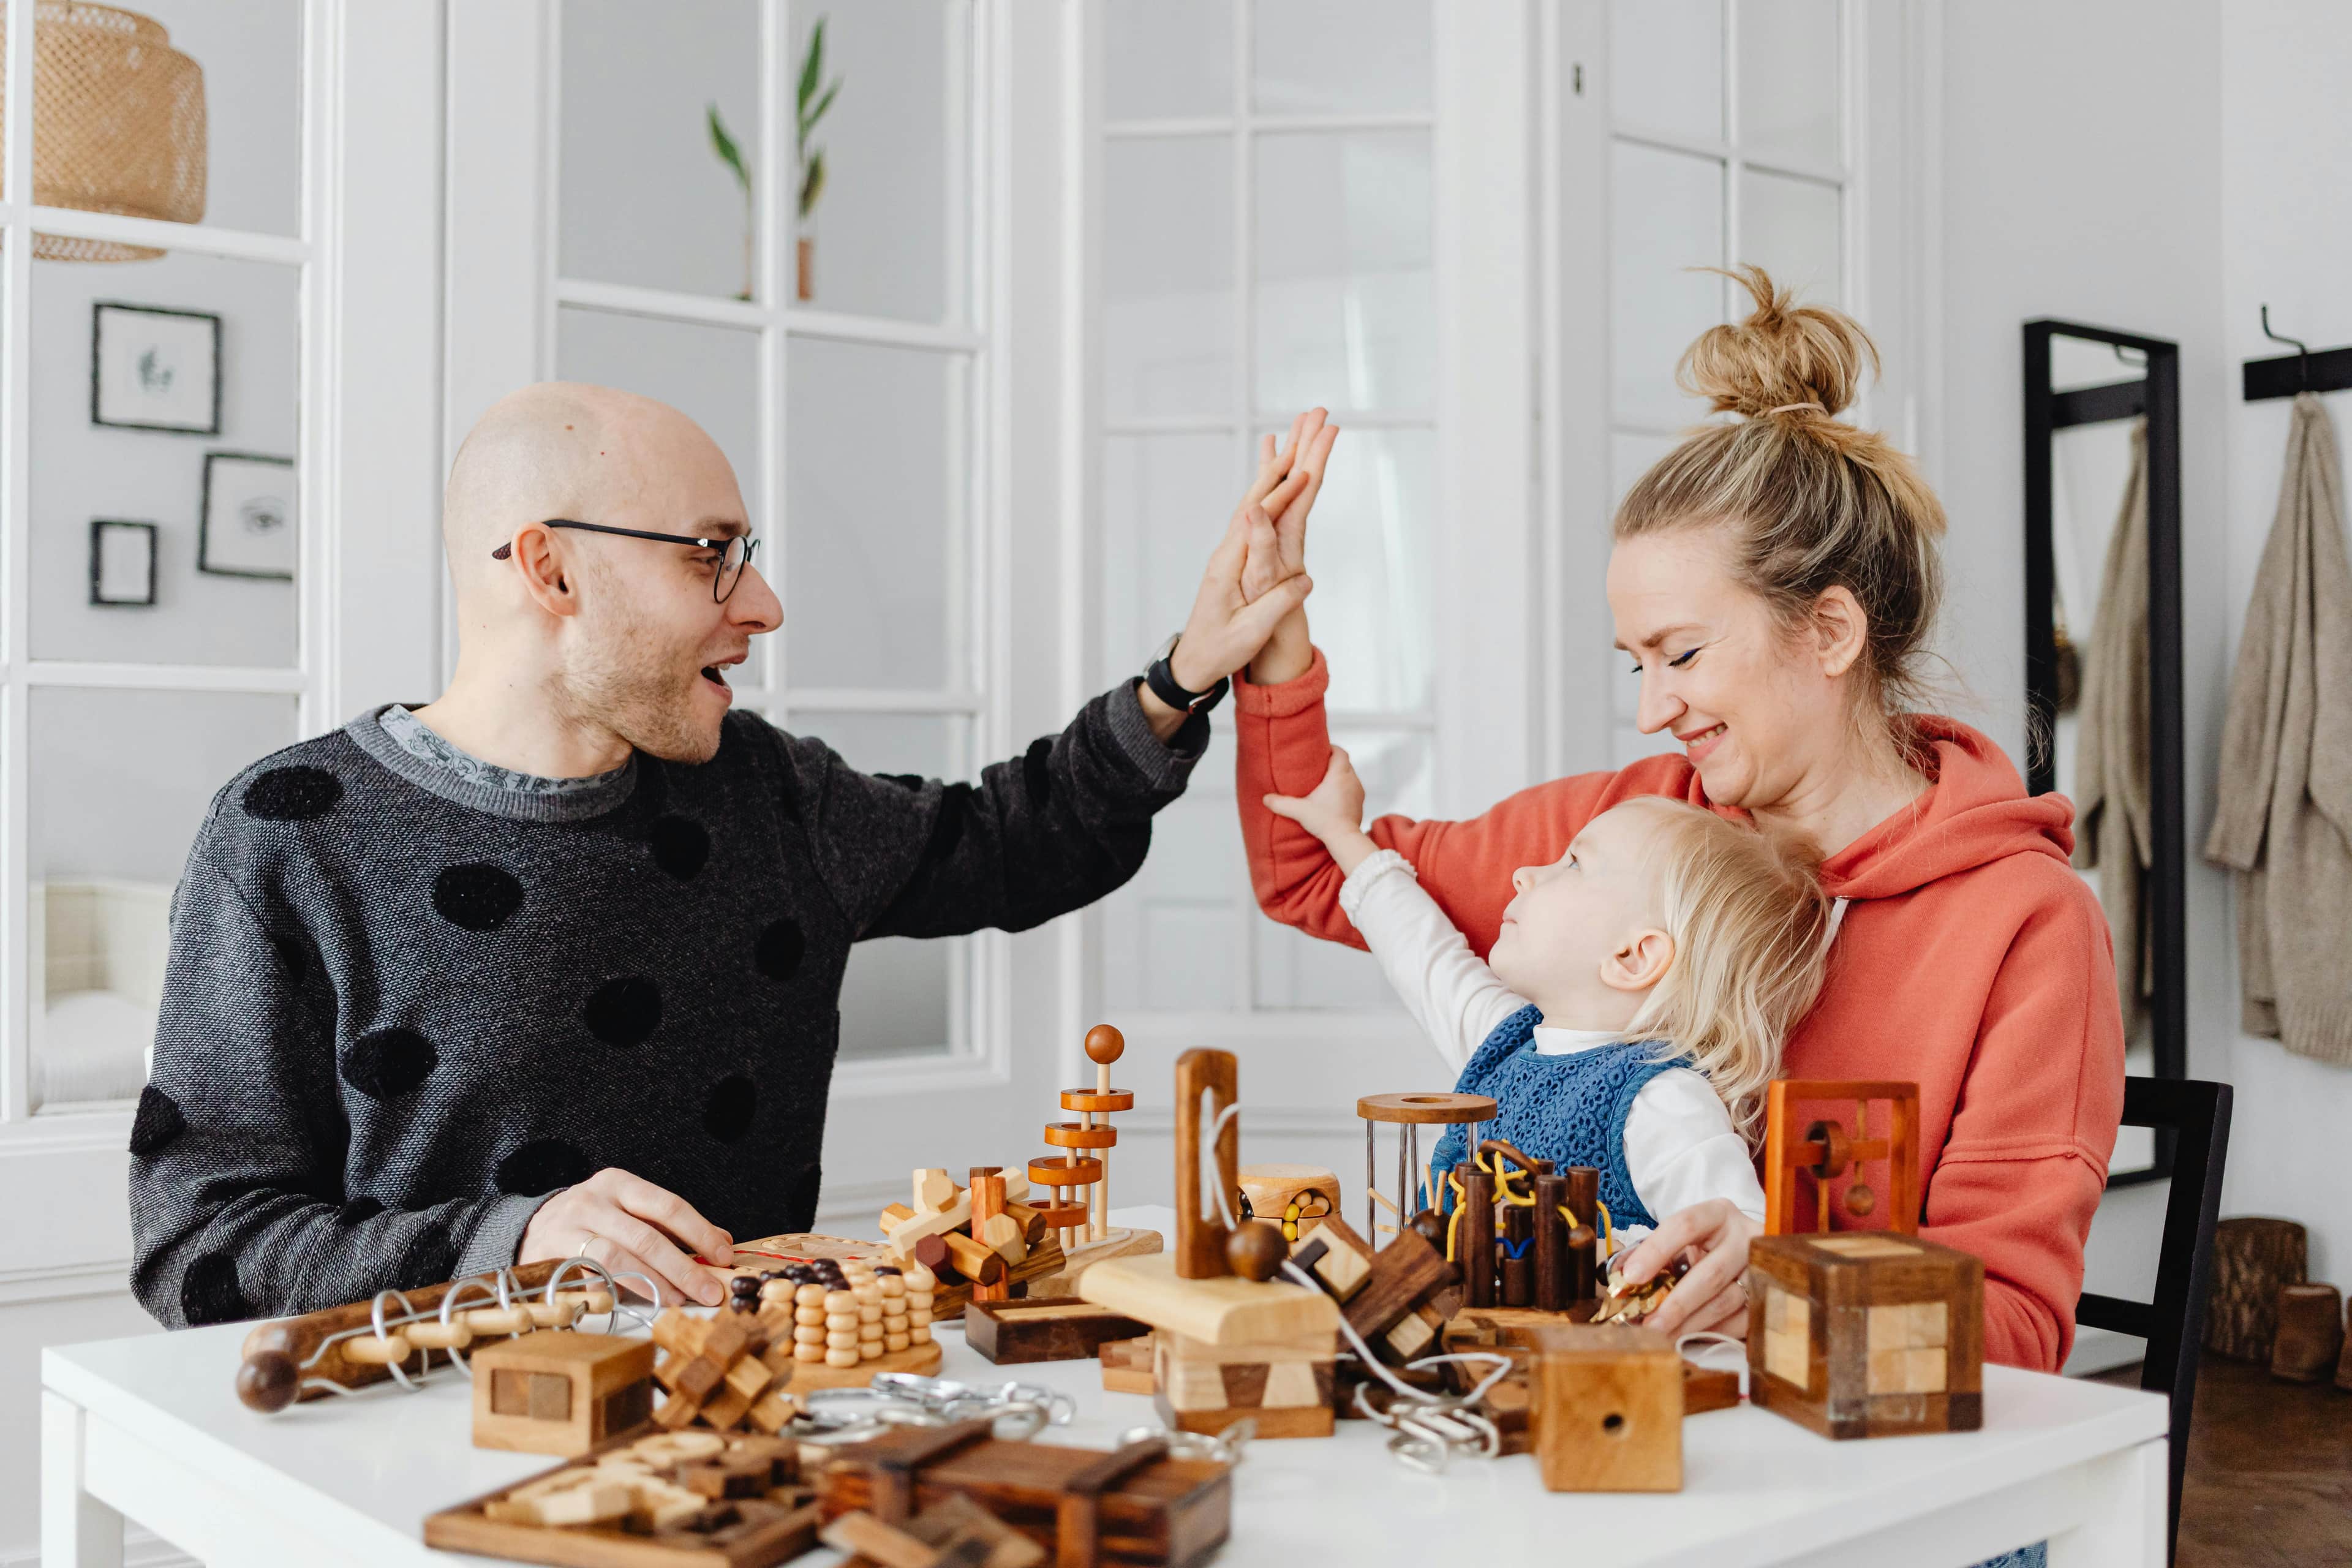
[1232,268,2124,1373]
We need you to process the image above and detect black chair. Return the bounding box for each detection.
[2076,1076,2232,1567]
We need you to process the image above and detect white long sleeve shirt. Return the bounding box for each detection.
[1338,849,1766,1234]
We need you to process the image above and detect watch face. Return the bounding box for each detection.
[1153,632,1182,665]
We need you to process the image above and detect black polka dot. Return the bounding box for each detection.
[703,1074,756,1142]
[243,766,343,821]
[916,782,972,869]
[339,1196,385,1224]
[129,1085,185,1156]
[783,1162,823,1231]
[1022,736,1054,810]
[181,1251,255,1326]
[879,772,926,792]
[432,864,524,931]
[269,934,309,982]
[582,978,662,1046]
[755,918,805,982]
[394,1226,457,1289]
[497,1137,593,1195]
[649,816,710,881]
[341,1029,439,1099]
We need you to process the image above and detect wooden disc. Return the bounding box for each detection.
[1356,1091,1498,1125]
[1060,1088,1136,1113]
[1028,1155,1104,1187]
[1043,1121,1118,1149]
[1030,1202,1090,1229]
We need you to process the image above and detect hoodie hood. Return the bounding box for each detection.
[1812,716,2076,902]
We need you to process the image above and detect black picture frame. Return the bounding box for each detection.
[2021,319,2185,1188]
[89,519,159,607]
[199,452,296,581]
[90,302,224,436]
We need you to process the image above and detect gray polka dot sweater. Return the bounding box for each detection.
[127,685,1202,1329]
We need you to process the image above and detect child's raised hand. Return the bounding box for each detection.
[1262,746,1377,873]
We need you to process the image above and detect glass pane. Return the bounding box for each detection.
[1610,142,1723,426]
[1609,433,1680,728]
[1252,728,1430,1009]
[51,1,306,236]
[786,339,963,690]
[1736,0,1841,168]
[1104,0,1231,121]
[1101,783,1246,1013]
[555,306,763,514]
[1254,424,1433,714]
[1255,130,1434,415]
[804,711,961,1059]
[1739,168,1840,307]
[559,0,761,300]
[36,254,299,665]
[788,1,967,323]
[1253,0,1431,116]
[1609,0,1723,141]
[1100,432,1236,684]
[1104,137,1233,421]
[30,688,298,1112]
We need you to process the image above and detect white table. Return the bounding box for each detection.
[43,1207,2168,1568]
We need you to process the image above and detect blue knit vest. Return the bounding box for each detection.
[1429,1003,1675,1231]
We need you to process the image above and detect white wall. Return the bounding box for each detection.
[2216,0,2352,1285]
[1932,0,2233,1355]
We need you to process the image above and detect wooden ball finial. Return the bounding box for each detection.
[236,1349,301,1413]
[1084,1023,1126,1065]
[1225,1221,1287,1283]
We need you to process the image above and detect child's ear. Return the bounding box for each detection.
[1598,928,1675,993]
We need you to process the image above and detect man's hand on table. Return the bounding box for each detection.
[519,1167,737,1308]
[1613,1198,1760,1341]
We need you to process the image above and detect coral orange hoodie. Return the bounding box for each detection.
[1234,649,2125,1372]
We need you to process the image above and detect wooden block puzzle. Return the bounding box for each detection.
[964,1298,1153,1366]
[470,1330,657,1458]
[1098,1333,1156,1396]
[1152,1332,1336,1440]
[1534,1325,1684,1492]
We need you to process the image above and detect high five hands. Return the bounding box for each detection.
[1137,409,1339,739]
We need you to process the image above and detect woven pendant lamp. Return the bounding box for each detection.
[0,2,206,262]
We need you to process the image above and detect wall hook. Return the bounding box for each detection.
[2260,304,2311,391]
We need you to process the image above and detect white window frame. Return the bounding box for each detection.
[0,0,445,1281]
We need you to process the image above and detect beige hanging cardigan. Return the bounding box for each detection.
[2206,393,2352,1065]
[2072,421,2152,1036]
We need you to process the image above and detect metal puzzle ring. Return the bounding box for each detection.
[366,1289,426,1391]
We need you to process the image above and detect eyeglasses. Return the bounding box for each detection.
[492,519,761,603]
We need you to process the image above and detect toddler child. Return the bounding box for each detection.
[1263,747,1836,1243]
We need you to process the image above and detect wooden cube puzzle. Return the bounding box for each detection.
[469,1330,656,1457]
[1746,1231,1983,1439]
[1153,1330,1336,1439]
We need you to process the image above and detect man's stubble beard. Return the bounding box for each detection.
[555,590,723,765]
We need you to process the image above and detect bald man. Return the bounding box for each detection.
[127,383,1330,1327]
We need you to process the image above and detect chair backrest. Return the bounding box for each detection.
[2076,1076,2232,1567]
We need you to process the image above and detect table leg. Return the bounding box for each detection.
[41,1389,126,1568]
[2045,1436,2167,1568]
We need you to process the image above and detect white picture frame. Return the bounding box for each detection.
[199,453,297,581]
[91,302,222,435]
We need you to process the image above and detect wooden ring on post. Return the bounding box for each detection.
[1029,1202,1091,1230]
[1028,1156,1104,1187]
[1804,1120,1852,1181]
[1356,1091,1499,1125]
[1060,1088,1135,1113]
[1043,1122,1118,1149]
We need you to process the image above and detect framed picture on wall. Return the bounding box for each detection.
[89,519,158,606]
[90,303,222,435]
[199,453,296,581]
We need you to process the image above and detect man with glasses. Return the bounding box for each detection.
[127,382,1335,1325]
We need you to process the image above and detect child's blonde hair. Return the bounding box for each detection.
[1610,796,1834,1144]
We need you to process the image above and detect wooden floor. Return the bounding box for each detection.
[2090,1349,2352,1566]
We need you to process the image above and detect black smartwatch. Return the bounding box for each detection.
[1144,633,1229,715]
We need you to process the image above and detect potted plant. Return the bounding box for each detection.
[703,18,839,303]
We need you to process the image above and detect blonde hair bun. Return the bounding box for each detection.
[1678,264,1877,423]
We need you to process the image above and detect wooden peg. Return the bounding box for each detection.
[1460,1163,1496,1308]
[1085,1023,1126,1241]
[1564,1166,1599,1303]
[407,1318,475,1352]
[968,1174,1011,1302]
[1174,1048,1239,1279]
[1535,1173,1569,1312]
[914,1168,958,1214]
[344,1331,413,1365]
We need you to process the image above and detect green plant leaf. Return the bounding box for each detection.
[707,103,750,193]
[799,148,827,221]
[799,80,840,143]
[797,17,827,113]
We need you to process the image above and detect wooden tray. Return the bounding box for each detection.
[718,1232,1069,1322]
[423,1428,821,1567]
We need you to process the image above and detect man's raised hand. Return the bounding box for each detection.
[519,1167,737,1307]
[1240,409,1338,605]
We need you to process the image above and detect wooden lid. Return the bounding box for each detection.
[1357,1091,1498,1125]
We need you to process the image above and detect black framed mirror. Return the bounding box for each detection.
[2022,320,2184,1187]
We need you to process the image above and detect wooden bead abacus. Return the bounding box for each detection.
[1762,1079,1922,1237]
[1028,1023,1133,1252]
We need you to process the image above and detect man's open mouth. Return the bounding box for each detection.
[701,665,730,689]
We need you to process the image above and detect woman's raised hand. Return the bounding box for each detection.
[1612,1198,1762,1341]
